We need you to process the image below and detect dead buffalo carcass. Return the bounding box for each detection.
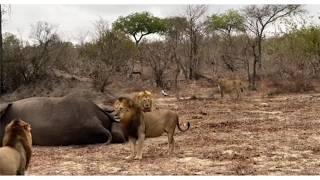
[0,95,126,146]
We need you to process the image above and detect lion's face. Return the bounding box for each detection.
[113,98,134,120]
[135,91,153,112]
[3,119,32,147]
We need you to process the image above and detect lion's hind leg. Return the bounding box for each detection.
[167,127,175,154]
[168,133,175,154]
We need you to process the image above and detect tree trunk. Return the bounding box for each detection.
[155,77,163,88]
[174,65,180,100]
[188,43,194,80]
[189,26,195,80]
[250,44,258,90]
[154,71,164,88]
[188,28,200,80]
[0,4,3,94]
[257,36,262,70]
[245,55,251,89]
[189,65,193,80]
[252,57,257,90]
[193,32,199,79]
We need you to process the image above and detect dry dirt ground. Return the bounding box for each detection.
[27,93,320,175]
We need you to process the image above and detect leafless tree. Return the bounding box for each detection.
[165,16,188,94]
[77,30,90,46]
[142,41,172,88]
[0,4,3,93]
[242,5,304,89]
[184,5,208,80]
[86,18,137,92]
[22,21,58,81]
[0,4,10,94]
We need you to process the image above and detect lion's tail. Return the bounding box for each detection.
[176,116,190,132]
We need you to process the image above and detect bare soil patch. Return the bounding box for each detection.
[27,93,320,175]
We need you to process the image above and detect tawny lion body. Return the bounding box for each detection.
[0,119,32,175]
[144,110,190,153]
[217,78,246,99]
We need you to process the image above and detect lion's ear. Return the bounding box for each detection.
[145,91,152,95]
[113,100,120,106]
[23,124,31,131]
[138,92,144,96]
[11,119,21,127]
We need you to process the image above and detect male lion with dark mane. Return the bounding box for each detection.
[133,90,153,112]
[0,119,32,175]
[114,97,145,160]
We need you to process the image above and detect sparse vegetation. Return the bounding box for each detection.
[0,5,317,96]
[2,4,320,176]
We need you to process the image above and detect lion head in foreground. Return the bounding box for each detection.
[0,119,32,175]
[113,97,143,125]
[133,90,153,112]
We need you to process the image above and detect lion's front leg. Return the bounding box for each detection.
[135,133,145,160]
[126,137,136,160]
[135,122,145,160]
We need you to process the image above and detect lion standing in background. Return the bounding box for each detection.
[133,90,153,112]
[0,119,32,175]
[217,77,246,99]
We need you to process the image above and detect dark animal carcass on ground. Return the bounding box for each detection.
[0,95,126,146]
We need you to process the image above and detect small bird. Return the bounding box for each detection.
[161,89,169,96]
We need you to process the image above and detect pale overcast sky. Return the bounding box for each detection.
[2,4,320,44]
